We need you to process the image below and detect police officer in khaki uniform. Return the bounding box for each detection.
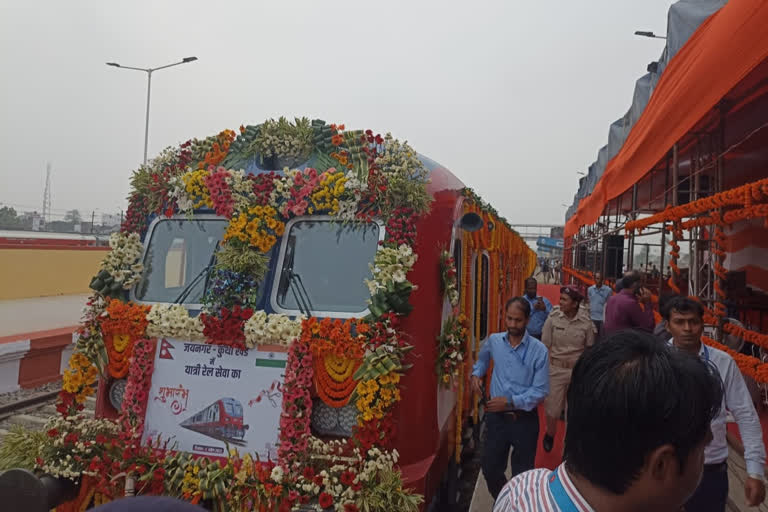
[540,285,594,452]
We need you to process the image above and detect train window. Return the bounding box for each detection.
[480,254,489,340]
[135,218,272,306]
[273,219,380,315]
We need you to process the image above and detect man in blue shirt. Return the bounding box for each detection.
[587,271,613,340]
[472,296,550,500]
[523,277,551,340]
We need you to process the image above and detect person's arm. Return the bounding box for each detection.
[544,297,552,314]
[628,298,654,331]
[508,349,550,411]
[541,316,554,349]
[584,319,595,348]
[724,357,766,478]
[471,336,492,378]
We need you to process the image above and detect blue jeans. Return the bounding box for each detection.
[481,410,540,500]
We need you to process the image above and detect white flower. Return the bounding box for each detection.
[270,465,284,483]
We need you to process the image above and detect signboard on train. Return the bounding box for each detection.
[142,339,287,460]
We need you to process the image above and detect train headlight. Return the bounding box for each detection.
[109,379,127,411]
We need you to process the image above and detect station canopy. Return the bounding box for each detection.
[565,0,768,237]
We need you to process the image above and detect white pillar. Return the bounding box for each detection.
[0,340,31,393]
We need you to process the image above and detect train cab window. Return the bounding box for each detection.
[273,219,380,315]
[480,254,489,340]
[136,218,233,305]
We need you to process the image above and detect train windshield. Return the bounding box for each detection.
[223,400,242,417]
[135,218,231,305]
[273,219,380,315]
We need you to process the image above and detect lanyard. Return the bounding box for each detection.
[548,469,581,512]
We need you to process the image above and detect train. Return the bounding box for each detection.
[180,397,248,441]
[79,120,538,510]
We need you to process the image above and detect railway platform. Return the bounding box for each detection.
[0,294,86,394]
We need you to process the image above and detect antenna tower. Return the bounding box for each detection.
[42,162,52,226]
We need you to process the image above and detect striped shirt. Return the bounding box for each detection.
[493,464,594,512]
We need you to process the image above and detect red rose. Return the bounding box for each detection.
[344,504,359,512]
[318,492,334,509]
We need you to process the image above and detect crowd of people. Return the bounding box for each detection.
[472,275,767,512]
[536,258,563,284]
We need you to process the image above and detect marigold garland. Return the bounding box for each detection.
[100,300,149,379]
[625,177,768,234]
[313,353,360,407]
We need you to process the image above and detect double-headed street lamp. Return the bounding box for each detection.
[106,57,198,165]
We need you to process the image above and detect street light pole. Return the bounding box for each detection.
[144,70,152,166]
[106,57,198,166]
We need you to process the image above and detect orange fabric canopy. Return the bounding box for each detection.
[565,0,768,238]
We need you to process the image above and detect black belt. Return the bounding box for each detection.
[491,409,537,421]
[704,461,727,472]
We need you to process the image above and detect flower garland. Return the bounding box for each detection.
[58,352,100,416]
[244,310,303,348]
[100,300,150,379]
[119,338,157,433]
[199,305,253,349]
[145,304,205,342]
[365,244,418,318]
[439,250,459,307]
[436,315,469,387]
[301,318,365,408]
[278,339,313,468]
[35,414,121,480]
[98,232,144,290]
[625,177,768,234]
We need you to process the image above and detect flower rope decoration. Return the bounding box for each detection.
[118,338,157,436]
[302,318,364,408]
[100,300,150,379]
[277,338,313,468]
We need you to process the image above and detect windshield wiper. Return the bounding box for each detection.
[286,268,313,317]
[173,240,220,304]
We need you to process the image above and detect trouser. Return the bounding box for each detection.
[684,462,728,512]
[544,365,572,421]
[592,320,603,341]
[481,410,540,500]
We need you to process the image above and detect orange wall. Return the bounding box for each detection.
[0,247,107,300]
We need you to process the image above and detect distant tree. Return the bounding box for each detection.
[0,206,21,229]
[64,209,82,223]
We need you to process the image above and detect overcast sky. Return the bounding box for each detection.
[0,0,673,226]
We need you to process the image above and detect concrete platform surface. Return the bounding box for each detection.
[0,294,88,338]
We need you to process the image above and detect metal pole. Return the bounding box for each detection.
[143,70,152,166]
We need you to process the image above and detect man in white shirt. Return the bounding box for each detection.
[493,329,724,512]
[666,296,766,511]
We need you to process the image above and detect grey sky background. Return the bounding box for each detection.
[0,0,673,226]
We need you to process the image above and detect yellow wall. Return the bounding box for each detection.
[0,248,107,300]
